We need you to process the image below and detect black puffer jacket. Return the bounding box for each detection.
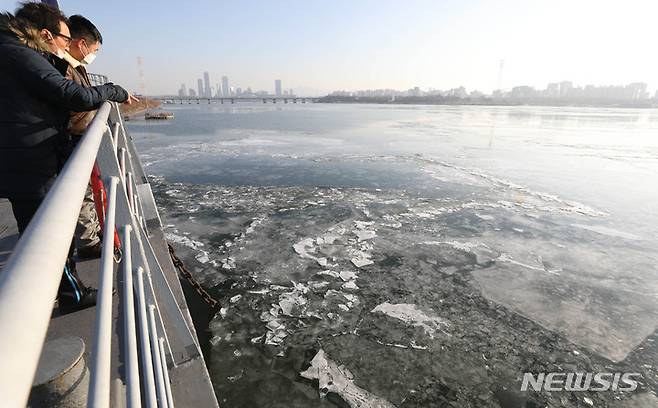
[0,13,129,199]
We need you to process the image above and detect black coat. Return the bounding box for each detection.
[0,15,128,199]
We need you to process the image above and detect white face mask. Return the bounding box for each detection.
[82,53,96,65]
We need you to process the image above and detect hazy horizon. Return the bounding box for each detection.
[2,0,658,95]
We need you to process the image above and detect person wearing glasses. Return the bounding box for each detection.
[0,2,135,313]
[62,15,108,261]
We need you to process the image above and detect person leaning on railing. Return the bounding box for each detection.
[62,15,107,261]
[0,2,136,313]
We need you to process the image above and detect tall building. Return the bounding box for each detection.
[197,79,203,98]
[289,88,294,97]
[203,72,211,98]
[275,79,282,96]
[222,76,229,97]
[627,82,648,100]
[559,81,573,97]
[189,89,197,97]
[178,83,187,97]
[215,83,222,97]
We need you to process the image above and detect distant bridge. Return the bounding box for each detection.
[151,96,320,104]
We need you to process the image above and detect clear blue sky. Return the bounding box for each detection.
[2,0,657,95]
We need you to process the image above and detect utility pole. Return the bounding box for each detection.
[137,56,149,112]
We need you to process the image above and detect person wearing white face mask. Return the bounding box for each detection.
[63,15,106,259]
[64,15,104,136]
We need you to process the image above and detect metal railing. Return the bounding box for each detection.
[0,101,203,407]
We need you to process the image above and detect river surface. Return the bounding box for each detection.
[126,103,658,407]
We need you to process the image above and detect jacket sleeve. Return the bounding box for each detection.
[8,45,129,111]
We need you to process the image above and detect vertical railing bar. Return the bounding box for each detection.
[126,172,134,212]
[87,176,119,408]
[136,267,158,407]
[158,337,175,408]
[112,122,120,155]
[113,379,126,408]
[119,148,127,184]
[132,190,138,217]
[135,222,199,359]
[131,221,177,366]
[121,225,141,408]
[130,173,147,227]
[148,304,169,408]
[118,115,148,184]
[143,265,176,368]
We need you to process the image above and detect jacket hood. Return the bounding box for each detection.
[0,13,51,53]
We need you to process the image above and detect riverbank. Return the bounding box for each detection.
[318,95,657,108]
[119,98,161,119]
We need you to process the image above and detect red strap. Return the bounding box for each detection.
[90,163,121,250]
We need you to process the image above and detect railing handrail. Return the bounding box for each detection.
[0,102,112,408]
[0,98,212,408]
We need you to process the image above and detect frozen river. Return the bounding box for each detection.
[127,103,658,407]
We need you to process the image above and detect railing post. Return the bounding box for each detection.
[111,122,120,155]
[149,304,169,407]
[87,176,119,407]
[121,225,141,408]
[136,267,158,407]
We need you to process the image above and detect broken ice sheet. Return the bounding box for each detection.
[422,240,498,266]
[355,230,377,242]
[278,289,308,317]
[339,270,358,281]
[293,237,328,267]
[351,252,374,268]
[342,280,359,290]
[316,270,340,279]
[300,349,396,408]
[371,302,450,338]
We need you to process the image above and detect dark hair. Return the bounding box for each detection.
[68,15,102,45]
[14,2,68,34]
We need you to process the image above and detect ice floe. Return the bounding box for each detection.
[351,253,374,268]
[371,302,450,338]
[300,349,397,408]
[423,240,498,266]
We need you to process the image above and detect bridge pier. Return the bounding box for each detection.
[231,98,235,104]
[272,98,276,104]
[262,98,266,103]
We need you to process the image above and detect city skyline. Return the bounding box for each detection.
[329,81,653,100]
[177,73,296,97]
[175,76,654,101]
[34,0,658,95]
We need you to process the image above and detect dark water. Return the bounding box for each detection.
[128,103,658,407]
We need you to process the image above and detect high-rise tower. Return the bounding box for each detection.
[275,79,282,96]
[222,76,229,97]
[203,72,211,98]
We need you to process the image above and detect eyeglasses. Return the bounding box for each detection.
[54,32,72,45]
